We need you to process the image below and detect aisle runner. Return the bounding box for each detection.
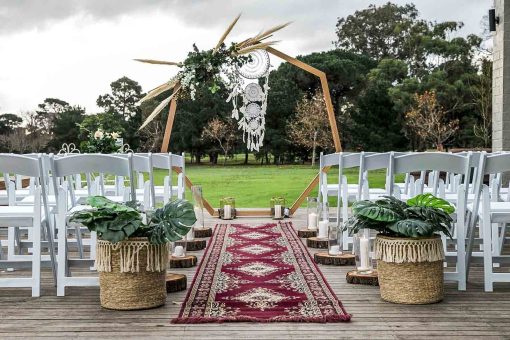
[173,222,351,323]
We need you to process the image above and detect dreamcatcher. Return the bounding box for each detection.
[228,49,271,151]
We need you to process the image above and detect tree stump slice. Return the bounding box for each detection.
[346,270,379,286]
[314,252,356,266]
[176,239,207,251]
[297,229,317,238]
[194,227,212,238]
[169,255,197,268]
[166,273,187,293]
[306,237,329,249]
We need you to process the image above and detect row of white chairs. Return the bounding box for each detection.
[0,152,185,296]
[319,151,510,292]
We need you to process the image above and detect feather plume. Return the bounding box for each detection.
[213,14,241,54]
[134,59,182,66]
[139,85,181,130]
[139,79,178,104]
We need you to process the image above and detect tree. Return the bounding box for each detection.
[404,91,459,151]
[288,90,334,166]
[470,58,492,148]
[36,98,70,136]
[97,77,143,150]
[0,113,22,134]
[47,105,85,151]
[201,118,237,166]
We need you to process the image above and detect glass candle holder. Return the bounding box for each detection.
[354,229,373,273]
[270,197,285,220]
[219,197,236,220]
[328,223,342,256]
[306,197,319,230]
[317,202,330,239]
[191,185,204,228]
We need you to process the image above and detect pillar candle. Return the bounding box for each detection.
[186,228,194,241]
[318,220,328,239]
[194,207,202,227]
[173,245,184,257]
[359,236,371,270]
[224,204,231,219]
[308,212,318,229]
[274,204,282,218]
[329,245,340,255]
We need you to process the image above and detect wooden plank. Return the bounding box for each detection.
[160,85,180,153]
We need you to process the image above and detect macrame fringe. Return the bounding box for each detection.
[96,239,168,273]
[374,236,444,264]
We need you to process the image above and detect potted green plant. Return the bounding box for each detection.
[69,196,195,310]
[344,194,454,304]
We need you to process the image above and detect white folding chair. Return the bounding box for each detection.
[50,154,135,296]
[388,152,472,290]
[152,152,186,203]
[466,152,510,291]
[0,154,56,296]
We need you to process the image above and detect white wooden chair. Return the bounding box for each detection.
[151,152,186,203]
[0,154,56,296]
[50,154,136,296]
[466,152,510,291]
[388,152,472,290]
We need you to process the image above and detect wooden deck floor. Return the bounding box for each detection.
[1,210,510,339]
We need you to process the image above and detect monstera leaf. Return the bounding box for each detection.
[352,198,404,222]
[69,196,142,243]
[387,219,437,238]
[147,199,196,244]
[407,194,455,214]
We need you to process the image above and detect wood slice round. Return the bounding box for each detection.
[297,229,317,238]
[314,252,356,266]
[176,239,207,251]
[169,255,197,268]
[306,237,329,249]
[193,227,212,238]
[346,270,379,286]
[166,273,187,293]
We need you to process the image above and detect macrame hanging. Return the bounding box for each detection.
[228,49,271,152]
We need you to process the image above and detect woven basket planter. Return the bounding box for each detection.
[375,234,444,305]
[96,237,169,310]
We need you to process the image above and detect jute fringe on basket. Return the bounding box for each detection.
[375,235,444,264]
[96,238,168,273]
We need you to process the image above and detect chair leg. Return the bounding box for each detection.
[481,216,494,292]
[74,224,84,259]
[31,224,41,297]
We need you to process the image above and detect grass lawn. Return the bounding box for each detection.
[153,165,398,208]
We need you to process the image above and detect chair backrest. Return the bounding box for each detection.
[388,152,472,197]
[359,152,392,198]
[151,152,186,200]
[50,154,136,206]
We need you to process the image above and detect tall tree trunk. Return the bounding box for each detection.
[223,151,228,166]
[311,130,318,167]
[244,149,249,164]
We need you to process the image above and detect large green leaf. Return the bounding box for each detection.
[407,194,455,214]
[148,199,196,244]
[352,198,404,222]
[387,219,436,238]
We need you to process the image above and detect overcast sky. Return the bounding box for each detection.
[0,0,493,114]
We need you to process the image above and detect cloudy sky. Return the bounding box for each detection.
[0,0,492,114]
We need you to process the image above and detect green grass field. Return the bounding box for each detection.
[152,165,397,208]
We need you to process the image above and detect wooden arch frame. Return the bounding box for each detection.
[160,47,342,217]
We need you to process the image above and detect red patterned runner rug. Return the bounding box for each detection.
[173,222,351,323]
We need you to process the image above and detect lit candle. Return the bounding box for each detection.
[194,207,202,227]
[318,220,328,239]
[224,204,231,219]
[308,212,318,229]
[186,228,194,241]
[358,236,371,271]
[274,204,282,219]
[173,245,184,257]
[329,245,340,255]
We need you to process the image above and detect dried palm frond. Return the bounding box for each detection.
[237,41,279,54]
[139,79,178,104]
[213,13,241,53]
[237,22,291,50]
[139,85,181,130]
[134,59,182,66]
